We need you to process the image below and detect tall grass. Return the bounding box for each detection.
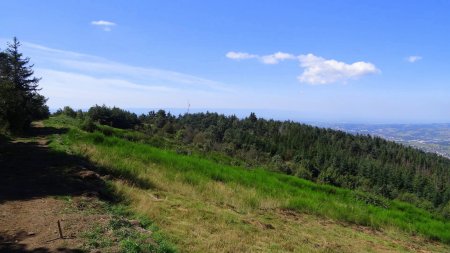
[50,125,450,244]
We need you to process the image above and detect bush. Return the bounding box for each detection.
[397,192,431,209]
[76,109,84,119]
[295,166,313,180]
[88,105,139,129]
[55,106,77,118]
[442,203,450,219]
[81,117,97,132]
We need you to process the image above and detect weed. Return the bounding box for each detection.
[81,224,113,250]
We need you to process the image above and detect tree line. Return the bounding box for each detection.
[0,38,49,133]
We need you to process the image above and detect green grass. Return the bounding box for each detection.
[76,195,176,253]
[45,116,450,245]
[82,224,114,249]
[108,204,177,253]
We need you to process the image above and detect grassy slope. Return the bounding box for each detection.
[46,116,450,252]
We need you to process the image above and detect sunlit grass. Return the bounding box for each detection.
[44,116,450,251]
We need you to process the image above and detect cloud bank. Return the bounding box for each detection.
[91,20,116,31]
[226,51,379,84]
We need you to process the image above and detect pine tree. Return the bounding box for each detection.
[6,37,41,94]
[0,37,49,133]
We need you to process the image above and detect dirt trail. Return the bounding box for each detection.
[0,197,108,253]
[0,123,110,252]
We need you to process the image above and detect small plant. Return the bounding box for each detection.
[121,238,142,253]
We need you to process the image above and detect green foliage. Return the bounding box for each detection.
[442,203,450,219]
[80,117,97,132]
[355,192,390,209]
[88,104,139,129]
[54,106,77,118]
[0,37,49,133]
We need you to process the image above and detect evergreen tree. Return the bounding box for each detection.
[6,37,41,94]
[0,37,49,133]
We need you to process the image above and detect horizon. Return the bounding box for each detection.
[2,1,450,124]
[51,106,450,125]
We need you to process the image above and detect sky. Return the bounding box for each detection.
[1,0,450,123]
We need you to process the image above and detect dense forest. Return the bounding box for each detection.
[56,105,450,217]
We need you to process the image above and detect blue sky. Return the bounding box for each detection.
[1,0,449,123]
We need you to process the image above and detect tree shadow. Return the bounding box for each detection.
[0,231,84,253]
[0,126,107,203]
[0,126,152,203]
[0,125,154,252]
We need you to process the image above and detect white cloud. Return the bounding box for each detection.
[226,51,295,64]
[14,41,242,109]
[226,51,257,60]
[91,20,116,31]
[22,42,231,92]
[260,52,296,64]
[36,69,181,108]
[297,54,379,85]
[35,69,256,110]
[226,50,379,84]
[407,55,422,63]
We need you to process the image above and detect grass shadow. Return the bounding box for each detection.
[0,125,158,252]
[0,125,152,203]
[0,127,107,203]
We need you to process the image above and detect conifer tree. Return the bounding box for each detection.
[0,37,49,133]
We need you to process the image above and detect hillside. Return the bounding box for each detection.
[70,105,450,217]
[33,114,450,252]
[2,4,450,252]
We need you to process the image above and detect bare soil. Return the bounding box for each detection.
[0,123,114,252]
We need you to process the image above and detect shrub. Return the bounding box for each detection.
[81,117,97,132]
[88,105,140,129]
[442,203,450,219]
[57,106,77,118]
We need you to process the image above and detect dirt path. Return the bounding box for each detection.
[0,197,109,253]
[0,123,111,252]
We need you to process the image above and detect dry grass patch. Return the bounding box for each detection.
[112,179,450,253]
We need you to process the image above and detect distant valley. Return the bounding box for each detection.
[321,123,450,159]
